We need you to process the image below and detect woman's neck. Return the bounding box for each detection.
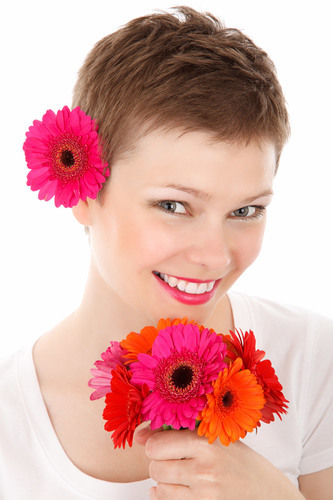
[34,258,234,384]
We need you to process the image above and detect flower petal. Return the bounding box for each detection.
[23,105,108,207]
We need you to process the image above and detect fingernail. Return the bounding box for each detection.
[135,426,150,437]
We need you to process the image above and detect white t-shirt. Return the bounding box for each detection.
[0,292,332,499]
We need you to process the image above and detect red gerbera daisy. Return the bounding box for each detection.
[228,329,288,424]
[255,359,289,424]
[103,364,149,449]
[23,106,109,207]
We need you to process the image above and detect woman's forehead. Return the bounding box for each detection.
[106,130,276,203]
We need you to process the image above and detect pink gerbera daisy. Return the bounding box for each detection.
[89,342,127,400]
[23,106,110,207]
[130,323,227,430]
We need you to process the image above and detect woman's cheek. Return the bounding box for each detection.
[233,223,266,271]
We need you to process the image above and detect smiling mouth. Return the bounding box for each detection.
[153,271,216,295]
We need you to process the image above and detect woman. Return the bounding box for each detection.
[1,7,332,499]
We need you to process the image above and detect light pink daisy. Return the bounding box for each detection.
[23,106,110,207]
[130,324,227,430]
[89,342,127,400]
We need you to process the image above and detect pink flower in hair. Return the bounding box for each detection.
[130,323,227,430]
[23,106,109,207]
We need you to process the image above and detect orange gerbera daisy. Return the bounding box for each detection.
[121,318,202,363]
[198,358,265,446]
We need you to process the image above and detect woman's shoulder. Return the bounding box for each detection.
[0,343,41,437]
[0,344,37,475]
[0,344,34,412]
[0,347,20,391]
[228,290,333,380]
[0,342,32,372]
[229,290,333,341]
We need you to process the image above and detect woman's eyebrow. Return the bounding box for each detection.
[161,184,273,204]
[162,183,211,200]
[240,190,274,204]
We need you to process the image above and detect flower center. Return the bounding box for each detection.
[60,149,75,168]
[221,390,233,408]
[49,133,90,182]
[155,349,204,403]
[217,385,238,416]
[171,365,194,389]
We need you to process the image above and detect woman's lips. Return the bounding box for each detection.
[153,271,220,305]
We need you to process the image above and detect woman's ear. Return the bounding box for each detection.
[72,199,93,226]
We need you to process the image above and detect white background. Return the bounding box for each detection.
[0,0,332,356]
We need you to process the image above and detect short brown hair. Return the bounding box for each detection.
[73,6,289,174]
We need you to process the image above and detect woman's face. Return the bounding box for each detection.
[83,129,276,325]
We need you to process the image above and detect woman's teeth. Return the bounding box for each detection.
[157,273,215,294]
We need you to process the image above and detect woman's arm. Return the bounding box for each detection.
[299,468,333,500]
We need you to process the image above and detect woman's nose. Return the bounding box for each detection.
[184,224,232,273]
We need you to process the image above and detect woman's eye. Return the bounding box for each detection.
[158,200,187,214]
[231,206,265,220]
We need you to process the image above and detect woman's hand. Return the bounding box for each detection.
[135,426,304,500]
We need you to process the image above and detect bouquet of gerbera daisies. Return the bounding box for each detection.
[89,318,288,449]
